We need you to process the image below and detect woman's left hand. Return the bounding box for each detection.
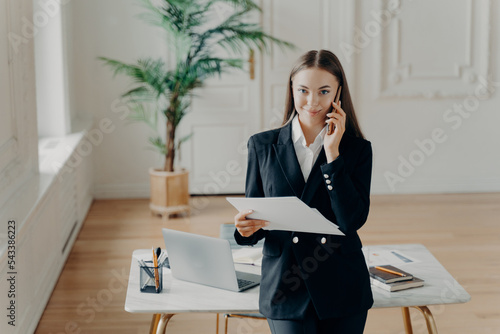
[324,100,346,163]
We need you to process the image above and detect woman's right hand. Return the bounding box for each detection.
[234,210,269,237]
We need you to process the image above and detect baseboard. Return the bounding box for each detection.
[94,179,500,198]
[93,183,150,199]
[371,178,500,195]
[93,182,245,199]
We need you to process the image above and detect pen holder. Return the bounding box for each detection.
[139,261,163,293]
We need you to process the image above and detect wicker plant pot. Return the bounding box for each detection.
[149,168,190,219]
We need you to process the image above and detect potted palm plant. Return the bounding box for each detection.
[100,0,293,218]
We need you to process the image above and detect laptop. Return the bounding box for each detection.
[162,228,260,292]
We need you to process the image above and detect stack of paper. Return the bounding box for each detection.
[232,247,263,266]
[227,197,344,236]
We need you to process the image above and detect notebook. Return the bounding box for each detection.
[162,228,260,292]
[369,265,413,284]
[370,276,424,292]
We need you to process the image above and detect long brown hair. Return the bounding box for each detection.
[282,49,365,139]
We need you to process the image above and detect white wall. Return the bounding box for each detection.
[68,0,500,197]
[34,0,71,137]
[70,0,168,198]
[356,0,500,194]
[1,0,94,332]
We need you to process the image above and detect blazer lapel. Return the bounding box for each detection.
[300,148,327,205]
[272,122,305,197]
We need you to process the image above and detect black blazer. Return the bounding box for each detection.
[234,121,374,320]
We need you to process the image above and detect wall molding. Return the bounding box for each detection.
[375,0,492,99]
[0,0,38,208]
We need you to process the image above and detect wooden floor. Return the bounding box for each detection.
[35,193,500,334]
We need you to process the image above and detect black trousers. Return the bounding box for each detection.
[267,303,368,334]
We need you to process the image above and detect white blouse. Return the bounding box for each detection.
[291,115,326,182]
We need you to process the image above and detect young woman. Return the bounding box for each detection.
[234,49,373,333]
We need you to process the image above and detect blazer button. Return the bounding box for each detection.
[327,185,333,191]
[321,237,326,244]
[323,174,329,179]
[326,180,331,185]
[292,236,299,244]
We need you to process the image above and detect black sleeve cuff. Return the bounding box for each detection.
[234,228,266,246]
[320,156,345,191]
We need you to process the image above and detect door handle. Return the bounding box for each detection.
[249,49,255,80]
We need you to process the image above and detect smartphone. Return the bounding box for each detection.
[327,86,342,135]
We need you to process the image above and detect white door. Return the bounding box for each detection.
[181,0,354,195]
[179,62,261,195]
[260,0,356,129]
[178,4,262,195]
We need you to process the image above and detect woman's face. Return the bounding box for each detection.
[291,68,339,128]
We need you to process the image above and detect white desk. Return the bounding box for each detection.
[125,244,470,334]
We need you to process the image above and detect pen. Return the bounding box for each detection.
[141,276,154,291]
[152,247,160,292]
[375,266,406,277]
[138,259,155,278]
[138,259,155,290]
[158,251,167,267]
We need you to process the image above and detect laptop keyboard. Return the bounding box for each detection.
[237,278,254,289]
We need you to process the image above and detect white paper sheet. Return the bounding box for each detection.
[362,248,421,267]
[226,196,344,236]
[232,247,263,266]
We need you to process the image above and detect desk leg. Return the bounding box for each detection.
[150,314,161,334]
[401,306,438,334]
[413,306,438,334]
[156,314,175,334]
[402,307,413,334]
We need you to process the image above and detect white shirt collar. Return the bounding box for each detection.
[291,114,326,149]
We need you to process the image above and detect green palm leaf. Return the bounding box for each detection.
[148,136,168,155]
[100,0,295,171]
